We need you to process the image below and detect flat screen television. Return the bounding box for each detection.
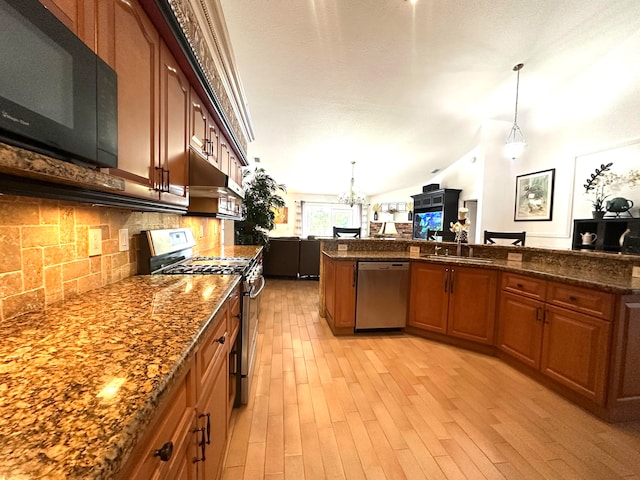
[413,210,443,240]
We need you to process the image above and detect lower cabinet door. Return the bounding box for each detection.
[497,291,544,368]
[541,305,611,405]
[197,354,228,480]
[408,263,448,334]
[447,267,497,344]
[334,260,356,328]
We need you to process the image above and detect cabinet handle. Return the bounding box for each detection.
[444,268,449,293]
[165,168,170,192]
[153,441,173,462]
[216,335,226,345]
[450,269,455,294]
[516,283,524,288]
[569,295,578,302]
[542,310,548,324]
[353,264,356,288]
[535,307,542,322]
[155,166,164,191]
[200,413,211,445]
[192,427,206,463]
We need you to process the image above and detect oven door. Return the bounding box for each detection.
[239,274,266,404]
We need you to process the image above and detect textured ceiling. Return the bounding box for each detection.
[219,0,640,196]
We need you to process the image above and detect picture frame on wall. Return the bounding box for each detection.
[514,168,555,221]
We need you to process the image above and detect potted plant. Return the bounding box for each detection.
[235,167,286,245]
[584,162,613,219]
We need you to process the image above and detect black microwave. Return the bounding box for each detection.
[0,0,117,168]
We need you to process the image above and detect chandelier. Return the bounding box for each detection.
[338,160,366,207]
[505,63,527,160]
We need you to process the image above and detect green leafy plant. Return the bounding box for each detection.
[584,162,613,212]
[235,168,286,245]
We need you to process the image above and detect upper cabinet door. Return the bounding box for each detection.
[40,0,95,48]
[97,0,159,199]
[159,41,189,206]
[189,87,208,156]
[219,141,230,176]
[207,120,221,170]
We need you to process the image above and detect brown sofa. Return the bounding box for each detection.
[262,237,320,278]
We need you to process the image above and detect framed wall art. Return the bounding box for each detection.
[514,168,555,221]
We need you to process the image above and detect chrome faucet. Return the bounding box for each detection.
[434,246,442,256]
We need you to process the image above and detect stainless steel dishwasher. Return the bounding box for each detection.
[355,261,410,330]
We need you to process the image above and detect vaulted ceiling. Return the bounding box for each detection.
[219,0,640,196]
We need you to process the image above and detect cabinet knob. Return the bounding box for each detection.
[516,283,524,288]
[569,295,578,302]
[216,335,226,345]
[153,441,173,462]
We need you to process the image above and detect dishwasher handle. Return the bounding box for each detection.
[352,264,356,288]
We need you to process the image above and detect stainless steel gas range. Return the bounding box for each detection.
[138,228,264,405]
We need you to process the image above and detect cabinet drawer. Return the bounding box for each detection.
[502,273,546,301]
[121,369,196,479]
[198,305,228,396]
[546,282,614,320]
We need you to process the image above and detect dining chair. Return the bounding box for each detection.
[484,230,526,246]
[333,227,361,238]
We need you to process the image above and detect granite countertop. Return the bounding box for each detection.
[322,249,640,294]
[0,273,241,480]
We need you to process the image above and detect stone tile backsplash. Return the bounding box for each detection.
[0,194,221,321]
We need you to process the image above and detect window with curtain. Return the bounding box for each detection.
[302,202,361,237]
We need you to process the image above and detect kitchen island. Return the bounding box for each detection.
[320,238,640,422]
[0,273,239,479]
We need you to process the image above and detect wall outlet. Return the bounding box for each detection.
[633,266,640,278]
[118,229,129,252]
[409,246,420,255]
[507,252,523,262]
[338,244,348,251]
[88,228,102,256]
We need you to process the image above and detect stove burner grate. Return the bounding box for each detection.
[164,264,246,275]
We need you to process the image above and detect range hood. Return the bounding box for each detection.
[187,146,244,220]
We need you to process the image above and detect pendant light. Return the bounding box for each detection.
[337,160,366,207]
[505,63,526,160]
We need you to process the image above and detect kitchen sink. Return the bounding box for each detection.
[424,254,493,264]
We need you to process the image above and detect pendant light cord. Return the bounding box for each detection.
[512,63,524,125]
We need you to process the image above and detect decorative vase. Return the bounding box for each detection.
[373,211,378,221]
[592,210,606,219]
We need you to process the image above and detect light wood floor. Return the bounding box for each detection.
[223,279,640,479]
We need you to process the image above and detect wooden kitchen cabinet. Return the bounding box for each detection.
[497,273,613,405]
[117,367,197,480]
[219,141,230,176]
[196,352,228,480]
[408,263,448,333]
[322,254,356,334]
[207,120,221,170]
[158,40,189,206]
[96,0,188,208]
[119,289,237,480]
[40,0,95,47]
[408,263,497,345]
[541,305,611,404]
[497,291,543,369]
[189,87,209,156]
[97,0,160,202]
